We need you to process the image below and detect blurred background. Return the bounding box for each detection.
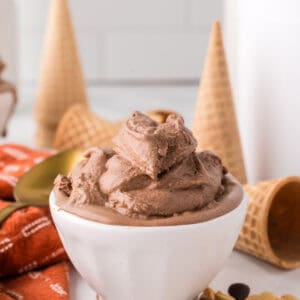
[1,0,299,182]
[0,0,231,119]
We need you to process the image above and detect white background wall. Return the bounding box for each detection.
[15,0,222,85]
[236,0,300,182]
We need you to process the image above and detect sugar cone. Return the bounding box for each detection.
[34,0,88,147]
[36,124,57,148]
[192,21,247,184]
[236,177,300,269]
[54,104,123,150]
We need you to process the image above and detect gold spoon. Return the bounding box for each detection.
[0,148,83,224]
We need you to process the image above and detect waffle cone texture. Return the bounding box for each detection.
[35,124,57,148]
[54,104,122,150]
[34,0,88,147]
[192,21,247,184]
[236,177,300,269]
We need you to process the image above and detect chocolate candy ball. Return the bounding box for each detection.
[228,283,250,300]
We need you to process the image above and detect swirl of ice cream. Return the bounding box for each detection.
[54,111,243,225]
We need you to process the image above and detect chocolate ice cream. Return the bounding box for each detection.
[54,111,243,226]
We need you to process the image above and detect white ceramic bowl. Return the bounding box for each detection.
[50,192,247,300]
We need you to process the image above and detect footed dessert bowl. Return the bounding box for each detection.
[50,192,247,300]
[50,111,247,300]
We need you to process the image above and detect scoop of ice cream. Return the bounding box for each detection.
[55,147,113,206]
[54,111,241,221]
[113,111,197,179]
[100,151,224,217]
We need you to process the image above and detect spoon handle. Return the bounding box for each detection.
[0,203,29,224]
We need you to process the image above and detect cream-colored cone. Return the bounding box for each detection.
[35,124,57,148]
[35,0,88,146]
[192,21,247,184]
[236,177,300,269]
[54,104,123,150]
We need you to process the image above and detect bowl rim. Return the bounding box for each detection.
[50,190,247,232]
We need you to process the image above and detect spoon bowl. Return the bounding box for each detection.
[0,149,83,224]
[14,148,83,205]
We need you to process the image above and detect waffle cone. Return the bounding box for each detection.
[34,0,88,132]
[35,124,57,148]
[192,21,247,184]
[54,105,122,150]
[236,177,300,269]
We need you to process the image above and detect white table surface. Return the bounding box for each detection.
[2,87,300,297]
[69,251,300,298]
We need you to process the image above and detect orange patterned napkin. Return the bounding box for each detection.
[0,144,50,199]
[0,201,68,277]
[0,144,70,299]
[0,262,69,300]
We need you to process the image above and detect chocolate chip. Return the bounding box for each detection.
[228,283,250,300]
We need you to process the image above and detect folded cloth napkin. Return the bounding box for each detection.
[0,144,69,299]
[0,262,69,300]
[0,144,50,199]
